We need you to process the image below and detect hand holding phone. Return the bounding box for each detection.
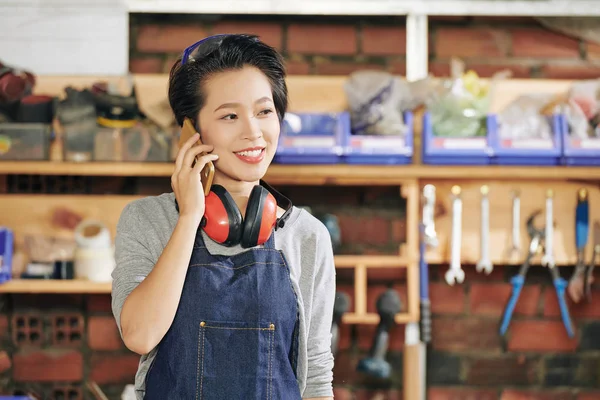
[172,118,218,224]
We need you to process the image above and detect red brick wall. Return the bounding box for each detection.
[129,14,600,79]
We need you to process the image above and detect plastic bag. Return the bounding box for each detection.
[497,94,554,140]
[343,70,408,136]
[566,79,600,139]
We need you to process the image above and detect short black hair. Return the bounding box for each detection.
[168,34,288,128]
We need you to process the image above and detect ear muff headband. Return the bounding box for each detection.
[241,186,277,248]
[203,185,243,246]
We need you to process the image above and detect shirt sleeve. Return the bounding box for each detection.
[111,201,157,337]
[303,228,336,398]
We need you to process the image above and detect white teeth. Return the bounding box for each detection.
[236,149,262,157]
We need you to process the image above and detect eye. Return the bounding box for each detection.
[220,113,237,120]
[258,108,274,116]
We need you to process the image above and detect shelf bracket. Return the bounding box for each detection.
[406,14,428,82]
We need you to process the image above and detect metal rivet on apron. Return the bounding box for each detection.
[200,321,206,327]
[269,323,275,330]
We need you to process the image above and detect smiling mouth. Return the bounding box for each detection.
[234,147,266,164]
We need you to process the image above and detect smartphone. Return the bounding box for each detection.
[179,117,215,197]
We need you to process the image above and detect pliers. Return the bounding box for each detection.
[584,221,600,300]
[500,211,575,338]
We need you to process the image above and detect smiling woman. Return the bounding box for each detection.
[111,34,336,400]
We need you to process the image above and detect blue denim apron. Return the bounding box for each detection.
[144,228,302,400]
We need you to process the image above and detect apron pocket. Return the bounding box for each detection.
[196,320,275,400]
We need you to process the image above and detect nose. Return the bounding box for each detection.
[242,115,262,141]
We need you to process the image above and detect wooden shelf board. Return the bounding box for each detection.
[0,162,598,183]
[334,255,408,268]
[343,312,414,325]
[0,279,111,294]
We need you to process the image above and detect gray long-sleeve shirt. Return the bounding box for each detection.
[111,192,336,399]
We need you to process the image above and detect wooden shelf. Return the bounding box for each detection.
[334,255,409,268]
[0,279,111,294]
[0,162,598,184]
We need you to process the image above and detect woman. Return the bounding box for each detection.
[111,34,336,400]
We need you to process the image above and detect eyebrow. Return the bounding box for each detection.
[214,96,273,112]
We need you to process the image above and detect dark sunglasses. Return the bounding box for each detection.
[181,34,230,65]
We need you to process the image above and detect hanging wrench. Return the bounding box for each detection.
[422,184,438,248]
[507,189,521,261]
[541,190,555,268]
[445,185,465,285]
[476,185,493,274]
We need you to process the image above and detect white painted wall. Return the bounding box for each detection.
[0,0,128,76]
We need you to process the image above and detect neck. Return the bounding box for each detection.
[212,172,259,218]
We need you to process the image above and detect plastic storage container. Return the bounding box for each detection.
[0,123,51,160]
[0,227,14,284]
[343,111,414,165]
[274,112,346,164]
[561,114,600,166]
[489,113,562,165]
[421,111,493,165]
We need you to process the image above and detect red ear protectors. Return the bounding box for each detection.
[202,184,279,248]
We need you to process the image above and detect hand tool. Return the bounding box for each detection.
[357,288,402,379]
[476,185,493,274]
[331,291,350,358]
[584,221,600,301]
[568,189,589,303]
[541,190,555,268]
[419,222,431,344]
[422,184,438,248]
[500,211,574,338]
[508,189,521,260]
[445,185,465,285]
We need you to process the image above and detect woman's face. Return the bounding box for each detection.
[197,66,280,184]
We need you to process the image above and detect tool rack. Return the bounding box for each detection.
[0,74,599,400]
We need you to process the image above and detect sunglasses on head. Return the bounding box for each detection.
[181,34,260,66]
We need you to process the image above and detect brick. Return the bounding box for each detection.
[51,313,84,347]
[51,385,83,400]
[12,313,44,347]
[337,214,391,246]
[541,64,600,80]
[136,24,209,53]
[362,26,406,56]
[435,28,510,58]
[87,294,112,313]
[0,351,11,374]
[429,283,465,314]
[467,355,540,386]
[287,24,357,55]
[544,286,600,319]
[391,218,406,244]
[500,389,574,400]
[578,393,600,400]
[129,57,163,74]
[511,29,580,58]
[211,21,282,49]
[428,387,498,400]
[432,63,532,78]
[314,61,385,76]
[13,350,83,382]
[285,60,311,75]
[355,389,402,400]
[332,352,361,385]
[545,354,599,387]
[333,387,353,400]
[427,351,462,385]
[89,354,140,384]
[463,264,506,282]
[508,321,578,352]
[470,283,540,317]
[432,318,501,351]
[88,316,123,351]
[389,61,406,76]
[580,321,600,350]
[0,314,8,339]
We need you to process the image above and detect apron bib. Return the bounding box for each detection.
[144,229,301,399]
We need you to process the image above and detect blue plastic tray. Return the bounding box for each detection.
[560,115,600,166]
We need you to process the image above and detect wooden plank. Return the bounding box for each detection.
[334,255,408,268]
[343,312,414,325]
[423,179,600,267]
[0,279,111,294]
[0,162,599,184]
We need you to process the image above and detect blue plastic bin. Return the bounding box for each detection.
[273,112,347,164]
[560,115,600,166]
[342,111,413,165]
[490,113,562,165]
[0,227,14,284]
[421,111,493,165]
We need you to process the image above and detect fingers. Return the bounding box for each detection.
[183,144,214,173]
[192,153,219,176]
[174,132,200,175]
